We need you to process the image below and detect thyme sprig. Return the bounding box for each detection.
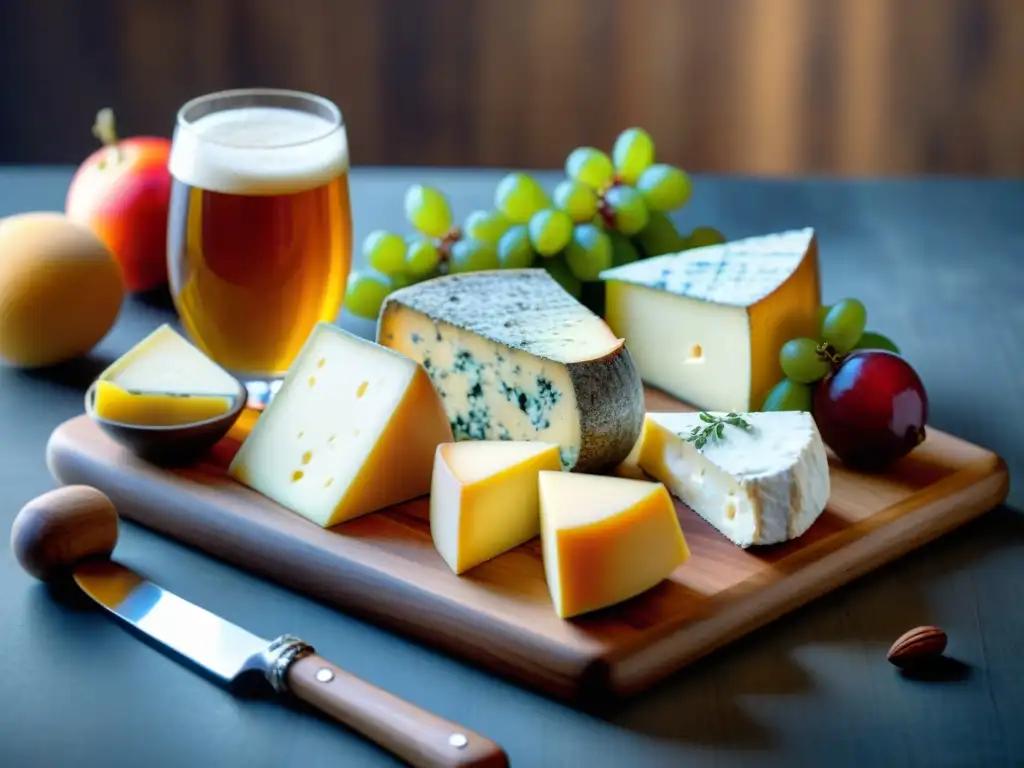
[684,412,752,450]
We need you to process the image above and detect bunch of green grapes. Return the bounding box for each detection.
[543,128,727,293]
[762,298,902,411]
[345,185,512,318]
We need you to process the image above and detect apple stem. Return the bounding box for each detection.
[91,108,123,168]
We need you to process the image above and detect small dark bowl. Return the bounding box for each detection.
[84,381,248,466]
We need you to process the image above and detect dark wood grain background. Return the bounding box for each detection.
[1,0,1022,175]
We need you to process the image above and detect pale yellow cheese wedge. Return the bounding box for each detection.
[228,323,453,527]
[430,441,562,574]
[538,471,690,619]
[93,380,233,426]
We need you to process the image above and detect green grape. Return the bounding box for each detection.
[565,147,614,190]
[604,185,649,236]
[494,173,549,224]
[636,164,692,212]
[344,270,392,319]
[404,185,453,238]
[404,236,441,278]
[608,231,640,267]
[687,226,726,249]
[612,127,655,185]
[564,223,613,281]
[779,338,830,383]
[552,179,598,223]
[497,225,535,269]
[449,238,500,273]
[542,254,582,298]
[464,209,511,245]
[389,272,412,290]
[854,330,900,354]
[762,378,813,412]
[817,304,833,333]
[528,209,573,257]
[362,230,407,276]
[635,211,684,257]
[822,298,867,353]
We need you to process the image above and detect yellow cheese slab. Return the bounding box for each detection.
[430,441,562,574]
[228,323,453,527]
[93,380,233,427]
[538,471,690,619]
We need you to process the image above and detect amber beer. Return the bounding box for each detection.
[167,89,352,380]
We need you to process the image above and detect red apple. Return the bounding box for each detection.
[813,349,928,471]
[65,109,172,293]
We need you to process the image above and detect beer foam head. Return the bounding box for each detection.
[169,106,349,195]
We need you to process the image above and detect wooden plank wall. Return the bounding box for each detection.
[1,0,1021,175]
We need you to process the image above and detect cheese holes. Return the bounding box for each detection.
[308,376,317,387]
[302,451,313,465]
[356,381,369,398]
[324,477,334,488]
[291,470,304,482]
[724,500,737,520]
[317,357,326,368]
[684,344,704,364]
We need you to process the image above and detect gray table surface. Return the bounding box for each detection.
[1,167,1022,768]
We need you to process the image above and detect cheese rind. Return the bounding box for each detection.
[600,229,821,413]
[430,441,562,574]
[228,322,453,527]
[637,410,830,548]
[538,471,690,619]
[93,380,232,426]
[377,269,645,474]
[98,323,242,397]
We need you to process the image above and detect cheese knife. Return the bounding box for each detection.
[11,486,508,768]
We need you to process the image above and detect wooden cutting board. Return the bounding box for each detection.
[45,388,1009,704]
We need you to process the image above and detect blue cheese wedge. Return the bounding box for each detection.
[637,410,830,547]
[599,228,821,413]
[376,269,645,473]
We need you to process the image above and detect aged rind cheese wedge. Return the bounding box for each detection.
[430,440,562,574]
[599,228,821,413]
[228,322,453,527]
[377,269,645,474]
[637,411,830,548]
[538,471,690,619]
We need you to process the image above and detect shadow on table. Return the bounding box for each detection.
[597,504,1023,746]
[14,353,113,393]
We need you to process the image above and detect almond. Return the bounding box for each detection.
[887,625,948,668]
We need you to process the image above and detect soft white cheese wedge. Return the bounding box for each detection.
[637,411,830,548]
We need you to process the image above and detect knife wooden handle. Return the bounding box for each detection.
[287,653,509,768]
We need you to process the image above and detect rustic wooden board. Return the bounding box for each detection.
[44,388,1009,704]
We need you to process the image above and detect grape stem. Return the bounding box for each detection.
[816,342,845,370]
[437,226,462,266]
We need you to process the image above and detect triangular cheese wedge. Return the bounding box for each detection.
[599,228,821,413]
[430,441,562,574]
[99,323,241,397]
[637,411,830,548]
[377,269,645,474]
[538,471,689,619]
[229,323,453,527]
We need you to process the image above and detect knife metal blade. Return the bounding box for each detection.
[70,559,508,767]
[73,560,271,684]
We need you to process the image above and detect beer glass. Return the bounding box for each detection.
[167,88,352,403]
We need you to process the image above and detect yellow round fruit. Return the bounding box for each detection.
[0,212,125,368]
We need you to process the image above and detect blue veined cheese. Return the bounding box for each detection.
[376,269,645,473]
[599,228,821,413]
[637,410,830,548]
